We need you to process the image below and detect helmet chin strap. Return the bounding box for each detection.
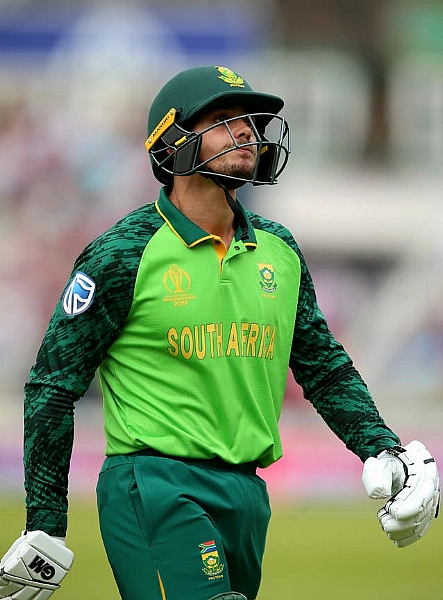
[200,171,249,241]
[222,186,249,241]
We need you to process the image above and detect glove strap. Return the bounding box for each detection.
[385,445,407,457]
[383,446,409,502]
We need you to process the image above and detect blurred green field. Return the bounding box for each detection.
[1,497,441,599]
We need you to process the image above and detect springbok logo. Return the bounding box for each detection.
[216,66,245,88]
[62,272,96,316]
[199,540,224,579]
[258,263,277,294]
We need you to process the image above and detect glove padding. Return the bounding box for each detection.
[0,531,74,599]
[362,440,440,547]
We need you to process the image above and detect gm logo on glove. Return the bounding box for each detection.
[29,555,56,581]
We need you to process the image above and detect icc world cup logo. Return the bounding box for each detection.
[163,264,191,293]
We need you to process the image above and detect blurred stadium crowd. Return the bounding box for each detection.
[0,0,442,496]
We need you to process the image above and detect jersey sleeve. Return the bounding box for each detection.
[288,244,401,461]
[24,234,138,536]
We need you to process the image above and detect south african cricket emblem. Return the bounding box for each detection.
[199,540,224,579]
[216,66,245,88]
[258,263,277,294]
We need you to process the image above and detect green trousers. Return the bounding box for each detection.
[96,451,271,600]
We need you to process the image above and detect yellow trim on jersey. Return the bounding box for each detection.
[155,200,214,248]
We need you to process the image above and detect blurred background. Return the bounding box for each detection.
[0,0,442,508]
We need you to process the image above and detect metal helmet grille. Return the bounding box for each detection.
[148,111,290,188]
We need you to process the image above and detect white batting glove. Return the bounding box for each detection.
[0,531,74,599]
[362,440,440,547]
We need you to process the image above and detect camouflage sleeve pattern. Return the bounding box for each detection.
[248,212,401,461]
[290,247,401,461]
[24,204,162,536]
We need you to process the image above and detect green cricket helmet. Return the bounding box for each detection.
[145,65,290,189]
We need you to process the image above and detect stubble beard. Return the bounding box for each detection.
[205,144,258,181]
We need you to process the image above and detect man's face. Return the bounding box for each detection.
[192,106,259,181]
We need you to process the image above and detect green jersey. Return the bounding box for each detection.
[24,188,400,535]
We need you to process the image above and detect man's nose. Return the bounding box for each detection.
[230,117,256,141]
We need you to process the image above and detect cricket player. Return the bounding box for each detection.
[0,65,439,600]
